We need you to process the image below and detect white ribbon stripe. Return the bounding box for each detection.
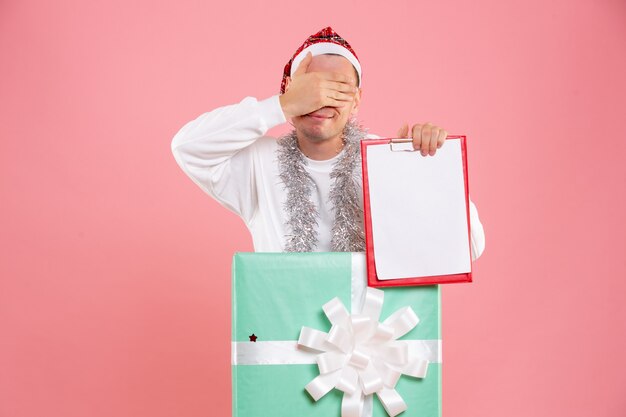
[232,340,441,365]
[297,287,430,417]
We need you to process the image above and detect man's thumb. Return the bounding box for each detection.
[397,123,410,138]
[293,52,312,76]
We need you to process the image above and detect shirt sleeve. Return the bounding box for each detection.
[171,95,286,224]
[469,199,485,261]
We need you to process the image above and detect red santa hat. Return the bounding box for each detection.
[280,26,362,94]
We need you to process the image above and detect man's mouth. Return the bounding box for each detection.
[306,108,336,119]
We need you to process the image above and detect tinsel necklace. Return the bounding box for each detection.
[277,120,367,252]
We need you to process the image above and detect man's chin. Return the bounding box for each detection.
[298,129,332,143]
[294,123,328,140]
[293,117,347,142]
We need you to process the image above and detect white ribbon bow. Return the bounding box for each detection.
[297,287,429,417]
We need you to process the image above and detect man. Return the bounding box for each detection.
[171,27,485,258]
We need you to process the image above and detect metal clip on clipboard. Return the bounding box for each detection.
[389,138,416,152]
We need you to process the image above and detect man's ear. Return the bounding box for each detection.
[284,76,291,93]
[350,88,362,115]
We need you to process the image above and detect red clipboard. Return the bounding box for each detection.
[361,136,473,287]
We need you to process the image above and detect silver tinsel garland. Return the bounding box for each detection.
[277,120,367,252]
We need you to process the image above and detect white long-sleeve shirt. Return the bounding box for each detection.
[171,95,485,259]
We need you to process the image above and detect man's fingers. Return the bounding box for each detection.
[322,80,357,94]
[397,123,409,138]
[293,52,312,76]
[420,124,432,156]
[428,127,440,156]
[319,71,357,86]
[324,90,355,103]
[321,96,352,109]
[411,123,447,156]
[437,129,447,149]
[412,123,434,156]
[411,124,423,153]
[319,80,356,104]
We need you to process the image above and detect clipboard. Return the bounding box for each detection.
[361,136,473,287]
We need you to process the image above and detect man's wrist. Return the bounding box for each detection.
[278,94,293,120]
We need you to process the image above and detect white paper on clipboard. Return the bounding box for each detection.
[366,138,471,280]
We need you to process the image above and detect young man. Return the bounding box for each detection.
[171,27,485,258]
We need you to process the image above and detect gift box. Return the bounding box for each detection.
[232,252,441,417]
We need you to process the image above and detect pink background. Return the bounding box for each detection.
[1,1,625,416]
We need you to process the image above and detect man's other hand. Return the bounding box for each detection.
[279,52,358,119]
[397,123,448,157]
